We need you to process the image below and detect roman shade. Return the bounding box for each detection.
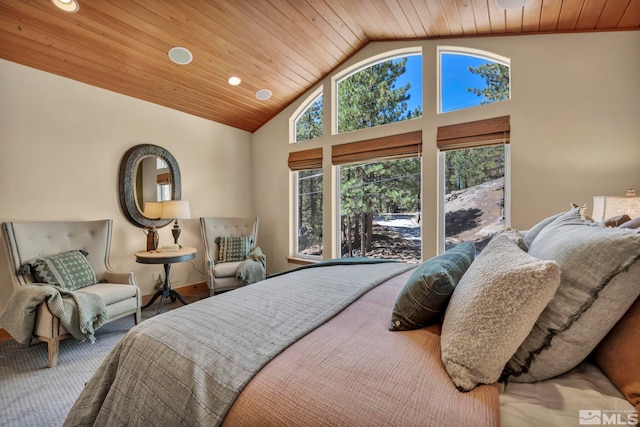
[288,148,323,171]
[437,116,510,151]
[332,130,422,165]
[156,172,171,185]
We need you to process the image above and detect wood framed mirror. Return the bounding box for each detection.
[119,144,181,229]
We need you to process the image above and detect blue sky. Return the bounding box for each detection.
[395,53,495,114]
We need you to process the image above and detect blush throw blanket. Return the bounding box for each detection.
[0,285,108,344]
[65,261,414,426]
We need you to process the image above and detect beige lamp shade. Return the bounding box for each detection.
[161,200,191,219]
[592,195,640,222]
[143,201,164,219]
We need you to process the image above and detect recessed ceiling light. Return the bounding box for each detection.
[495,0,527,8]
[256,89,272,101]
[168,47,193,65]
[51,0,79,13]
[228,76,242,86]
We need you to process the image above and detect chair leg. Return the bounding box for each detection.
[134,308,142,325]
[46,337,60,368]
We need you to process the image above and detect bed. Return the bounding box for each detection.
[65,206,639,427]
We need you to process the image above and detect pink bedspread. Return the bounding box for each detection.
[223,269,500,427]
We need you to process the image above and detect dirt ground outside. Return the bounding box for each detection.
[349,178,505,262]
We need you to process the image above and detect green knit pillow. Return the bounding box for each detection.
[29,250,97,291]
[217,236,252,262]
[390,241,476,331]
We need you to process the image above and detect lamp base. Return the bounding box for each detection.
[171,220,182,248]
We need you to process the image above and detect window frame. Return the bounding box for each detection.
[331,47,423,136]
[437,116,511,254]
[290,86,323,143]
[437,46,511,114]
[333,131,423,262]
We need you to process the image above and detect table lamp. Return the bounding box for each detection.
[592,190,640,223]
[161,200,191,247]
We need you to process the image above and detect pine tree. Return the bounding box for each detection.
[295,96,323,142]
[466,63,510,103]
[337,57,422,257]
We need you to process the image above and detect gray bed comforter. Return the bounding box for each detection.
[64,261,414,426]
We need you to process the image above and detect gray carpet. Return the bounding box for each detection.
[0,297,201,427]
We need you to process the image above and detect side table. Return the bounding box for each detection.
[135,247,197,315]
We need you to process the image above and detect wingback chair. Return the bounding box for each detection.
[2,219,141,367]
[200,217,260,296]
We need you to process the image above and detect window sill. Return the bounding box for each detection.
[286,257,320,266]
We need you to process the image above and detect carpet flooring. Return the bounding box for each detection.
[0,294,205,427]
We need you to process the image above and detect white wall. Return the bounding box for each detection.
[0,59,253,313]
[252,31,640,275]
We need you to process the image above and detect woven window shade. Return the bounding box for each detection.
[332,130,422,165]
[288,148,323,171]
[156,172,171,185]
[437,116,510,151]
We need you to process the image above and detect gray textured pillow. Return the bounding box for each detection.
[389,241,475,331]
[440,234,560,392]
[523,211,564,247]
[503,207,640,383]
[29,250,97,291]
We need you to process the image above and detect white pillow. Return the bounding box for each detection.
[441,234,560,391]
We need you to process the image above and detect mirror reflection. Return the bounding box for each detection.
[135,155,173,217]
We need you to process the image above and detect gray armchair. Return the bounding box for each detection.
[200,217,261,295]
[1,219,141,367]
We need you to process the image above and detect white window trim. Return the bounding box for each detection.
[292,169,324,261]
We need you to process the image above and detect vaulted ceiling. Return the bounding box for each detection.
[1,0,638,132]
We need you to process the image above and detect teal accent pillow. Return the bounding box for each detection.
[389,241,475,331]
[217,236,253,262]
[29,250,97,291]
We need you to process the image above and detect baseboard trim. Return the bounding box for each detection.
[0,282,209,343]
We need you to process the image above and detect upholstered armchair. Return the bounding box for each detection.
[1,219,141,367]
[200,217,263,295]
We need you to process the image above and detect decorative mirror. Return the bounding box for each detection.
[119,144,181,229]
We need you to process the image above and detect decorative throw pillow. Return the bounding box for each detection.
[28,250,97,291]
[604,214,631,227]
[217,236,252,262]
[389,241,475,331]
[523,211,564,247]
[593,293,640,412]
[502,207,640,383]
[440,234,560,392]
[620,216,640,229]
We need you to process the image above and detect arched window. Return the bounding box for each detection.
[439,47,510,113]
[335,49,422,134]
[293,90,323,142]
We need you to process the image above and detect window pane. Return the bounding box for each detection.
[337,55,422,134]
[340,158,421,262]
[296,169,323,257]
[444,145,506,253]
[441,52,510,113]
[295,95,323,142]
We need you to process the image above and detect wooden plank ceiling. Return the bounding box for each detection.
[1,0,638,133]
